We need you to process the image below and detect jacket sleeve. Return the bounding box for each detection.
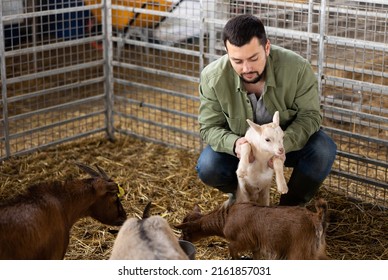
[198,75,240,156]
[283,61,322,153]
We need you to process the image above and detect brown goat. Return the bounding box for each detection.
[0,163,127,260]
[176,199,328,260]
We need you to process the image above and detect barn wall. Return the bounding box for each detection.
[0,0,387,206]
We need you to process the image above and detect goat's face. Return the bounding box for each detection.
[247,120,285,157]
[175,205,204,242]
[90,179,127,226]
[261,125,284,156]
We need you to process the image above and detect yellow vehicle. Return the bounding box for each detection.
[84,0,175,30]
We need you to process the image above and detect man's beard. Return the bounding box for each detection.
[240,67,266,84]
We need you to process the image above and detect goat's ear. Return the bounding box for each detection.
[142,201,152,219]
[246,119,262,134]
[174,223,186,229]
[193,204,202,214]
[94,181,118,196]
[272,111,280,126]
[175,221,201,232]
[106,182,119,194]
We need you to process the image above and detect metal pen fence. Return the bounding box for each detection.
[1,0,387,206]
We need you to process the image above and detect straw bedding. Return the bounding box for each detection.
[0,135,387,260]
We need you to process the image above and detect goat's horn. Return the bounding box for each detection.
[95,164,111,180]
[75,162,100,178]
[142,201,153,219]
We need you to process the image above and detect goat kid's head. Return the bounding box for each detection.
[175,204,204,243]
[76,163,127,226]
[246,111,285,156]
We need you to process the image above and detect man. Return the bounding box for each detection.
[196,14,337,206]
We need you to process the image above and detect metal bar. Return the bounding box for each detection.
[114,78,199,102]
[345,0,388,5]
[114,96,198,120]
[112,61,200,83]
[323,126,388,146]
[322,104,388,123]
[322,115,388,132]
[318,0,327,94]
[115,111,199,137]
[306,0,314,62]
[6,95,105,122]
[324,62,388,80]
[1,4,102,23]
[0,0,11,157]
[3,111,104,140]
[0,129,106,161]
[110,4,201,23]
[116,128,201,151]
[330,170,388,190]
[6,60,104,85]
[324,76,388,94]
[325,4,388,19]
[199,0,205,151]
[325,36,388,52]
[4,36,105,58]
[111,36,201,57]
[336,150,388,169]
[266,26,320,41]
[104,0,115,140]
[225,0,388,19]
[4,77,105,104]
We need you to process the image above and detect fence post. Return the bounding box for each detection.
[318,0,327,96]
[0,2,11,158]
[103,0,115,140]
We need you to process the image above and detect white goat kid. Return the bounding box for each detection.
[235,111,288,206]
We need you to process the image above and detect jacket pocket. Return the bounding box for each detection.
[224,114,248,135]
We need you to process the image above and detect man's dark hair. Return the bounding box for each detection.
[222,14,267,49]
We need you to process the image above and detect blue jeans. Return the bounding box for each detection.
[196,129,337,206]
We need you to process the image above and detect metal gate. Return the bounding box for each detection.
[1,0,387,206]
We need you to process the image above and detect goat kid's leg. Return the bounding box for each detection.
[236,143,251,178]
[256,188,270,206]
[234,143,252,204]
[228,243,241,260]
[252,250,262,260]
[273,157,288,194]
[235,180,250,203]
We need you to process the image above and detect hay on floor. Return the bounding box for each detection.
[0,135,387,260]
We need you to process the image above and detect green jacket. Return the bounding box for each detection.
[198,45,322,155]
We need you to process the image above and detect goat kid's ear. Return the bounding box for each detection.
[272,111,280,126]
[175,221,201,232]
[246,119,262,134]
[193,204,202,213]
[174,223,186,229]
[142,201,152,219]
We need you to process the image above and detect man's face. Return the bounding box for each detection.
[226,37,270,84]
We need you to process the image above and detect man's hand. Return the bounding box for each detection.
[268,154,286,169]
[234,137,255,162]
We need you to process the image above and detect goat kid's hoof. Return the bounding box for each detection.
[240,255,253,260]
[236,170,247,178]
[278,186,288,194]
